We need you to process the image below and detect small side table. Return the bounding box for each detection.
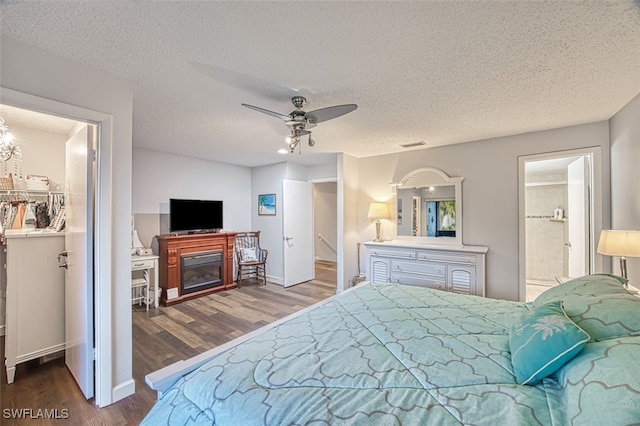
[132,254,160,308]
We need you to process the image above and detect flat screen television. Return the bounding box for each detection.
[169,198,223,233]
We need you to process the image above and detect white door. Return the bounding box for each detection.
[283,180,314,287]
[65,124,95,399]
[567,156,590,278]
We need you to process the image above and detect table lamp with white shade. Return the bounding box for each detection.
[596,230,640,288]
[368,202,390,242]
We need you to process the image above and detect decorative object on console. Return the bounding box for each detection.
[596,230,640,288]
[367,202,390,242]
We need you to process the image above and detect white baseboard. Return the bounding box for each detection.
[112,378,135,403]
[267,275,283,286]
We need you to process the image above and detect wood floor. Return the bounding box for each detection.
[0,260,337,425]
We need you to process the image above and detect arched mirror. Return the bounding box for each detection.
[393,167,463,245]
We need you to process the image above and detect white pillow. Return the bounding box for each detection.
[240,247,258,262]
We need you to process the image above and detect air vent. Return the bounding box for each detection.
[400,141,427,149]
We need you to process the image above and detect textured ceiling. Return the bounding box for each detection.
[1,1,639,168]
[0,104,78,136]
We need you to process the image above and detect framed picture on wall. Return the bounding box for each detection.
[258,194,276,216]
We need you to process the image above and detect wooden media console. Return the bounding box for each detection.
[157,232,237,306]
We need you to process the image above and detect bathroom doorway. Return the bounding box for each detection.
[518,148,601,302]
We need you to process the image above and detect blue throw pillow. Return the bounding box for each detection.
[509,301,590,385]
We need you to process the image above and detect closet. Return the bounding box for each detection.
[0,104,73,384]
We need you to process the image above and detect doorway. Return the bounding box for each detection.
[518,148,601,302]
[0,103,98,400]
[313,181,338,286]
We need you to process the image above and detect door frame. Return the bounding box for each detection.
[517,147,603,302]
[0,88,113,406]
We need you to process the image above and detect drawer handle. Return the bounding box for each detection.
[133,263,145,267]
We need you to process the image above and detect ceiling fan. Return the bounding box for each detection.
[242,96,357,153]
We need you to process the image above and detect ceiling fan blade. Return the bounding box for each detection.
[241,103,291,121]
[306,104,357,124]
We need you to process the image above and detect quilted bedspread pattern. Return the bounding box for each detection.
[141,283,639,425]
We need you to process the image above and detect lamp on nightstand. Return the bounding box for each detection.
[597,230,640,288]
[368,202,390,242]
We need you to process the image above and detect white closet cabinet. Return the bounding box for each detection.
[365,241,488,296]
[4,230,65,384]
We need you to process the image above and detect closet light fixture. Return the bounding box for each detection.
[0,117,21,162]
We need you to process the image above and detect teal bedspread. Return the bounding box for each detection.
[142,279,640,425]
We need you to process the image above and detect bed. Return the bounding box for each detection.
[142,274,640,425]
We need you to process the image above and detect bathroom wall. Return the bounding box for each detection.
[525,172,567,281]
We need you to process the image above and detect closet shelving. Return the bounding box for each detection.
[0,189,64,196]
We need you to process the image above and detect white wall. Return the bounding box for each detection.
[314,182,337,262]
[132,148,252,248]
[338,153,360,291]
[609,92,640,284]
[356,122,610,301]
[1,35,134,405]
[3,125,66,189]
[251,162,288,283]
[308,161,338,181]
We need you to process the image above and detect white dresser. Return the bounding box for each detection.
[364,241,488,296]
[4,229,65,383]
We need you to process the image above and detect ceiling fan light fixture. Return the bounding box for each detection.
[243,96,357,155]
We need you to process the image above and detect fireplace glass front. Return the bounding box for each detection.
[180,250,223,295]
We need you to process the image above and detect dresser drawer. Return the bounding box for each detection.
[390,272,446,290]
[369,249,416,260]
[131,259,155,270]
[416,251,476,264]
[391,260,445,276]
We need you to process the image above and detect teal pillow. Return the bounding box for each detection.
[533,274,640,341]
[509,301,590,385]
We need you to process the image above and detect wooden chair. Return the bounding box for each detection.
[235,231,268,287]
